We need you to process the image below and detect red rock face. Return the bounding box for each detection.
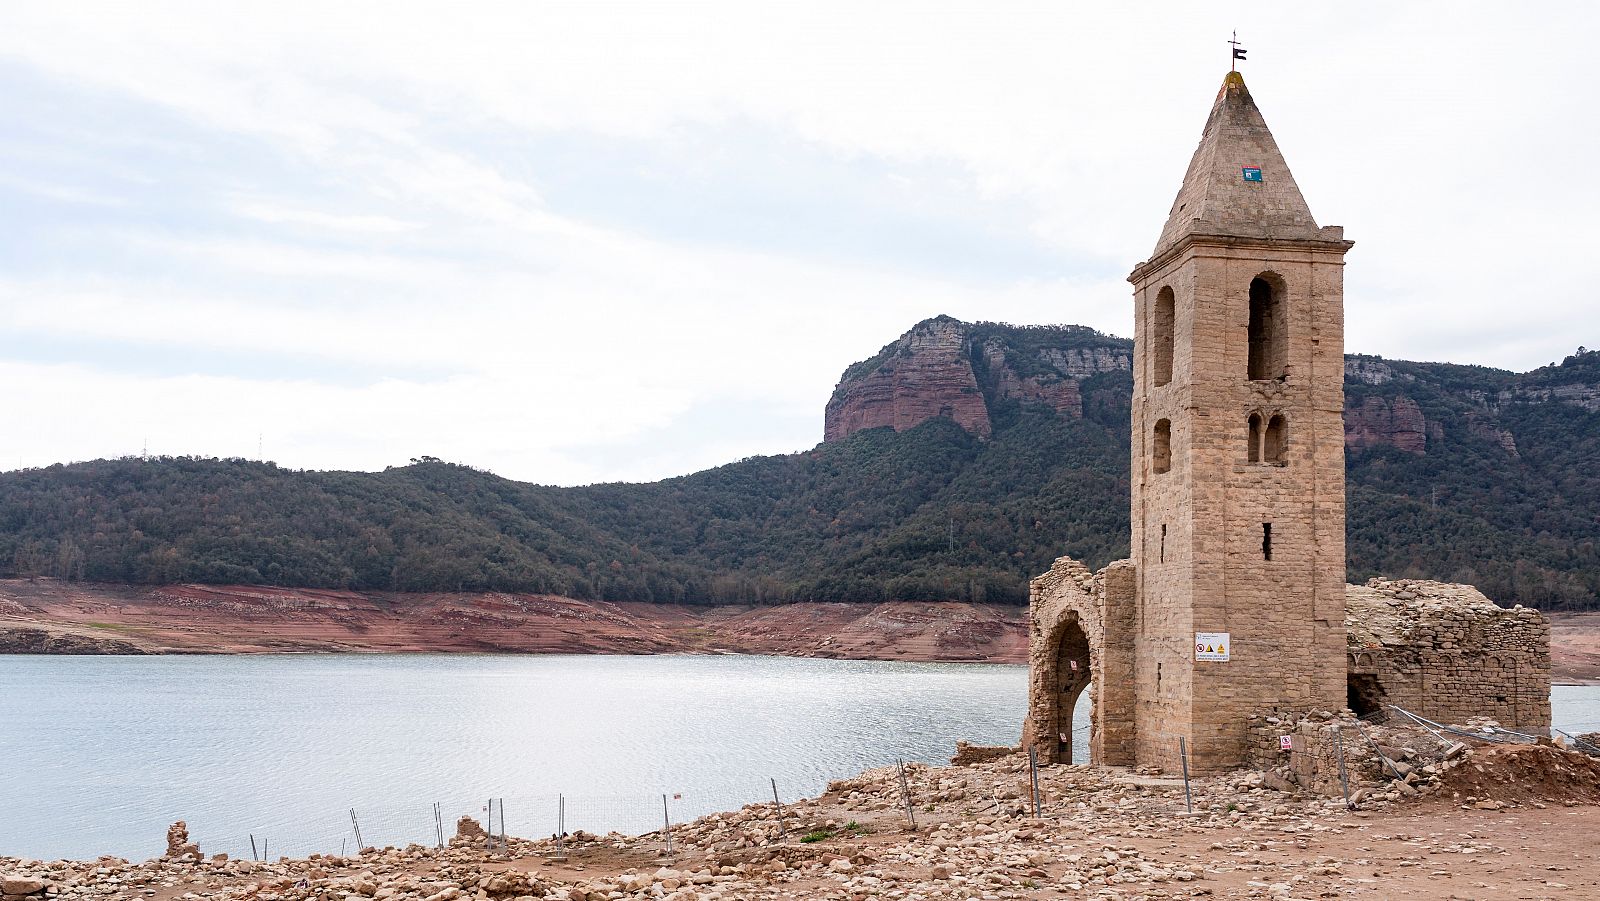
[824,318,992,441]
[824,318,1135,443]
[1344,395,1427,454]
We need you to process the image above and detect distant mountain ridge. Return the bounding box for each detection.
[2,318,1597,610]
[826,316,1600,461]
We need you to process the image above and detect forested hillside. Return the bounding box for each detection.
[2,321,1596,610]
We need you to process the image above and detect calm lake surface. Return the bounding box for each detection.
[0,654,1037,861]
[3,655,1597,863]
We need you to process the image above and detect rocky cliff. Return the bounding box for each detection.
[824,317,1131,442]
[824,317,994,441]
[826,320,1600,463]
[1343,394,1429,454]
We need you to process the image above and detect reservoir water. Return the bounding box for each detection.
[3,655,1597,862]
[0,654,1034,861]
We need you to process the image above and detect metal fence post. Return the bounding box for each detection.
[895,759,917,830]
[1028,746,1042,817]
[1336,729,1353,809]
[771,778,788,840]
[549,794,566,861]
[1178,737,1193,814]
[661,794,673,857]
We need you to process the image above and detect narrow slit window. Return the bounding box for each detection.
[1264,414,1286,463]
[1153,286,1175,387]
[1159,524,1167,563]
[1152,419,1172,474]
[1247,413,1262,463]
[1262,522,1273,561]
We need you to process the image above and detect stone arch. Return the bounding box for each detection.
[1247,272,1288,381]
[1054,619,1093,763]
[1026,557,1136,767]
[1264,414,1287,463]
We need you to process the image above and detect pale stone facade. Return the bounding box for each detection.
[1026,565,1554,769]
[1024,71,1550,774]
[1124,71,1353,773]
[1346,579,1551,730]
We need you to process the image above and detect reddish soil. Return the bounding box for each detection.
[1437,744,1600,805]
[1547,612,1600,682]
[8,577,1600,681]
[0,579,1027,662]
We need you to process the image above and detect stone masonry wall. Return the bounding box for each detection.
[1025,557,1136,767]
[1027,570,1551,770]
[1346,578,1551,730]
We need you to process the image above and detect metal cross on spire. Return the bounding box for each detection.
[1229,31,1247,71]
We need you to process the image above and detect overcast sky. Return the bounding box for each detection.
[1,3,1594,485]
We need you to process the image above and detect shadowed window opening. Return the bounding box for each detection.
[1348,673,1386,717]
[1264,414,1286,463]
[1247,413,1262,462]
[1153,419,1172,474]
[1247,276,1287,380]
[1160,524,1167,563]
[1153,286,1175,387]
[1262,522,1273,561]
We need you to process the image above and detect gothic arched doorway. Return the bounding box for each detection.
[1055,620,1092,763]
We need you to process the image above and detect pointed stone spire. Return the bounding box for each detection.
[1152,71,1331,257]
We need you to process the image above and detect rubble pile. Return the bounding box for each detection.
[1246,710,1479,801]
[1438,743,1600,806]
[3,746,1599,900]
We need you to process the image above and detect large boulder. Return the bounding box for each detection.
[1,875,47,896]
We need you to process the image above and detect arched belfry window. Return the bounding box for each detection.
[1152,287,1175,387]
[1264,414,1287,463]
[1247,413,1262,463]
[1247,276,1287,381]
[1152,419,1172,474]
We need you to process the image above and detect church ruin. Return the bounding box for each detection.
[1025,71,1551,773]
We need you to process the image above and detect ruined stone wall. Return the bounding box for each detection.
[1346,579,1551,730]
[1026,572,1550,771]
[1024,556,1136,766]
[1245,712,1375,797]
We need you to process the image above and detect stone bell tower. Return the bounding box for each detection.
[1126,71,1353,773]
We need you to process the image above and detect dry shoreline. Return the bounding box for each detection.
[0,578,1026,663]
[6,748,1600,899]
[6,578,1600,683]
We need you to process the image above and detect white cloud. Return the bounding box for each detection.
[0,1,1595,483]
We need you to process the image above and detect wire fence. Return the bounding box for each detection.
[186,711,1600,861]
[205,779,806,862]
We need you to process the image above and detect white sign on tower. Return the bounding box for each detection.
[1195,632,1231,662]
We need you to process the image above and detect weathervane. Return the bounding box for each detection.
[1229,31,1247,71]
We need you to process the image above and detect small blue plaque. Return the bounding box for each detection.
[1242,166,1262,182]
